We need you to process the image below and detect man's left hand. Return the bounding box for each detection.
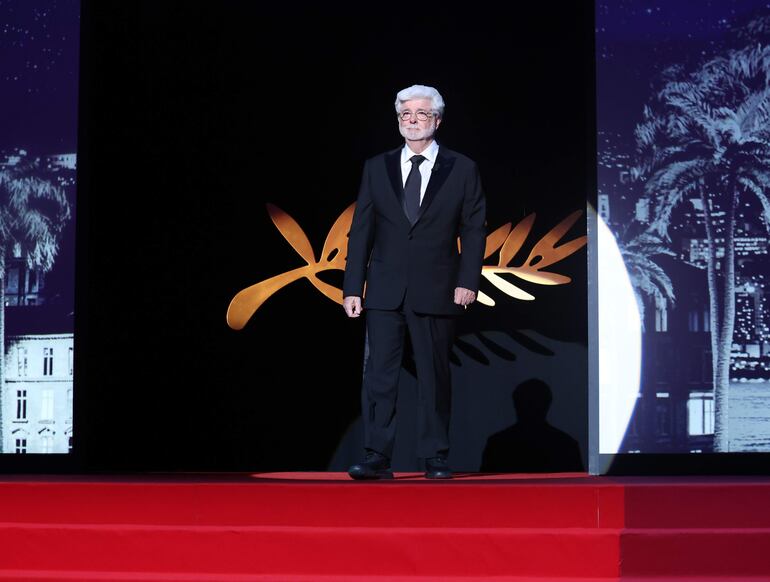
[454,287,476,308]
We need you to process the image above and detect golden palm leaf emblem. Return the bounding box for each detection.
[226,204,586,330]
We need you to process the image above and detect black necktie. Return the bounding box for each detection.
[404,155,426,223]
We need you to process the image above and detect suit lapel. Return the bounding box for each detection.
[384,148,410,223]
[413,149,455,227]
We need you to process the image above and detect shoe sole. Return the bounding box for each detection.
[348,470,394,480]
[425,473,452,479]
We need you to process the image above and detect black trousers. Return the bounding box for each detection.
[362,298,456,459]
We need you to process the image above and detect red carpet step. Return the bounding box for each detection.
[0,473,768,580]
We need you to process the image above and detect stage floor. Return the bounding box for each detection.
[0,473,769,580]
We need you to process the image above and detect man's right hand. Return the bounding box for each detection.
[343,296,363,318]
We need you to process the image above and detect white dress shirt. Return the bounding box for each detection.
[400,140,439,204]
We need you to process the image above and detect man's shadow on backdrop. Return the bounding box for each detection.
[480,378,583,473]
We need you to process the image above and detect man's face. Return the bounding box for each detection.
[398,98,441,142]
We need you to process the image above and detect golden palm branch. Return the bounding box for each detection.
[226,204,586,330]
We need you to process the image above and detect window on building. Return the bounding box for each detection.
[16,390,27,420]
[40,434,54,454]
[654,393,671,436]
[6,267,19,293]
[15,438,27,454]
[688,310,699,332]
[41,390,54,421]
[68,347,74,376]
[687,391,715,436]
[17,347,28,377]
[43,347,54,376]
[655,303,668,332]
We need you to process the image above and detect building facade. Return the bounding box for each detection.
[3,333,73,454]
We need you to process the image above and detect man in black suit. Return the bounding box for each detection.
[343,85,486,480]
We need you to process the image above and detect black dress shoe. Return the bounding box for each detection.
[425,456,452,479]
[348,450,394,480]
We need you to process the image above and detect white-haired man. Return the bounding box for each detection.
[343,85,486,479]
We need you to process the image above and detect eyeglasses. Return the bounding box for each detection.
[398,110,435,121]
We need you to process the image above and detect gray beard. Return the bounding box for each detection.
[399,125,435,142]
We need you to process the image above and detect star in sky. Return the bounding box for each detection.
[0,0,80,152]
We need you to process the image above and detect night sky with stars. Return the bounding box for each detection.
[596,0,770,227]
[0,0,79,154]
[596,0,770,138]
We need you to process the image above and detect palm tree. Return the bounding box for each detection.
[0,160,71,452]
[633,44,770,451]
[619,232,676,330]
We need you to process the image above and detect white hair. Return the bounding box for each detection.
[394,85,445,117]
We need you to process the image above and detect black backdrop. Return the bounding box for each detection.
[69,2,594,472]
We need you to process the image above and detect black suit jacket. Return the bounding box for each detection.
[343,145,486,315]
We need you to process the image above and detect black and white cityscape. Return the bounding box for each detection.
[597,0,770,453]
[0,1,79,454]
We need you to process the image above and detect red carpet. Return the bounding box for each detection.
[0,473,768,580]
